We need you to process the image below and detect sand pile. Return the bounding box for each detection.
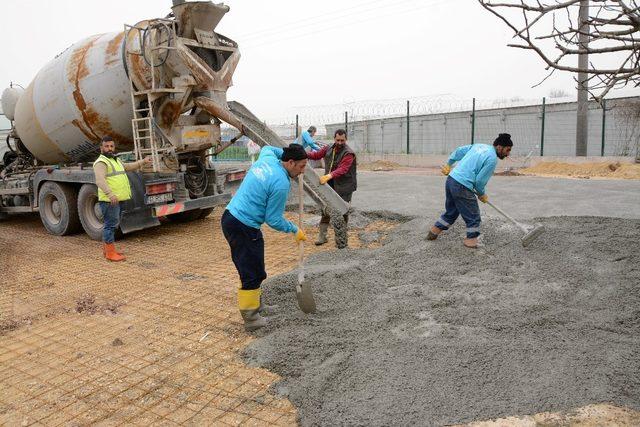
[521,161,640,179]
[244,216,640,426]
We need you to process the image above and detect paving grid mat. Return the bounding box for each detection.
[0,210,397,426]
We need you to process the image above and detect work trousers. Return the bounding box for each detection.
[99,202,121,244]
[221,210,267,291]
[434,176,481,238]
[320,191,352,225]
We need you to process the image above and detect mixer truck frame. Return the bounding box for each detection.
[1,0,351,242]
[0,2,248,240]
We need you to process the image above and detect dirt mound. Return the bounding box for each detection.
[521,161,640,179]
[359,160,401,171]
[244,216,640,426]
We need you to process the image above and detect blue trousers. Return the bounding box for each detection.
[99,202,121,244]
[221,210,267,291]
[434,176,481,238]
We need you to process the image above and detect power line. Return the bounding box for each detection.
[238,0,423,44]
[235,0,394,40]
[241,0,451,50]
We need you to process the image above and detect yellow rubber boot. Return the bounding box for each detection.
[238,288,267,331]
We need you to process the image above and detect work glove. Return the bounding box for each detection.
[295,228,307,242]
[441,164,451,176]
[319,173,333,185]
[478,194,489,203]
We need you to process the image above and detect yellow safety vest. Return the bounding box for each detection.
[93,155,132,202]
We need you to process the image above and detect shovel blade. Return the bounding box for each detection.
[296,282,317,314]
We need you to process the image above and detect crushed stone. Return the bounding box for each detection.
[243,216,640,426]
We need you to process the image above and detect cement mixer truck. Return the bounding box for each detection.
[0,0,350,241]
[0,1,252,239]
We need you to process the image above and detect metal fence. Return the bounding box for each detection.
[324,96,640,158]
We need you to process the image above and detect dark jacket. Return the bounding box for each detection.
[323,143,357,195]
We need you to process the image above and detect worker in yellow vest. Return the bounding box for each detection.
[93,136,151,261]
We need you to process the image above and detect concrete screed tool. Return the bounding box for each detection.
[296,175,317,313]
[485,200,545,247]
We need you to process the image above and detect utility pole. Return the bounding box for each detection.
[575,0,590,156]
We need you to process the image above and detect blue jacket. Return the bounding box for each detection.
[227,146,298,233]
[447,144,498,196]
[295,130,320,151]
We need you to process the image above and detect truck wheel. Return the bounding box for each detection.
[168,209,202,222]
[78,184,104,241]
[38,182,81,236]
[198,207,214,219]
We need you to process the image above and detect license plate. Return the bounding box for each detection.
[146,193,174,205]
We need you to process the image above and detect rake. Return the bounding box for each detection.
[485,200,545,247]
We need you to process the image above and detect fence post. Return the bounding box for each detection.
[601,99,606,156]
[540,97,546,156]
[470,98,476,144]
[406,100,410,154]
[344,111,348,135]
[295,114,299,139]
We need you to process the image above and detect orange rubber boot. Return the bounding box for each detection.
[104,243,126,262]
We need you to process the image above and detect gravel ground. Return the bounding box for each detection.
[244,215,640,426]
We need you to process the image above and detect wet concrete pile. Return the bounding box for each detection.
[244,216,640,426]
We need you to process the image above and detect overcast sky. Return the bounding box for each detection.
[1,0,637,124]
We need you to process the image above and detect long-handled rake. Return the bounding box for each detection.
[485,200,545,247]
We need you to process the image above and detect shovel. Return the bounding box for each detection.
[484,199,545,247]
[296,174,317,313]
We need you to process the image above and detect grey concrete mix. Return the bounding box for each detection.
[245,172,640,426]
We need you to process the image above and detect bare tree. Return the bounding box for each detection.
[478,0,640,101]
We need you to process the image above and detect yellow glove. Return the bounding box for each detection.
[478,194,489,203]
[441,164,451,176]
[319,173,333,185]
[295,228,307,242]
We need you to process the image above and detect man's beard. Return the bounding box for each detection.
[103,151,116,158]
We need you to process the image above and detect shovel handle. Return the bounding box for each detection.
[298,174,304,264]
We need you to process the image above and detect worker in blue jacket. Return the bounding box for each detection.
[222,144,308,331]
[427,133,513,248]
[295,126,321,151]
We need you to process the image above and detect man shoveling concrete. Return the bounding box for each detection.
[221,144,308,331]
[427,133,513,248]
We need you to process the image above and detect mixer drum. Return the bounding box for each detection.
[13,32,134,164]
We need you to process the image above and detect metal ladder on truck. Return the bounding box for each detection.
[124,20,181,173]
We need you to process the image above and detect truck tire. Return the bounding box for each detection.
[78,184,104,241]
[198,207,214,219]
[38,181,81,236]
[169,182,216,222]
[168,209,203,222]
